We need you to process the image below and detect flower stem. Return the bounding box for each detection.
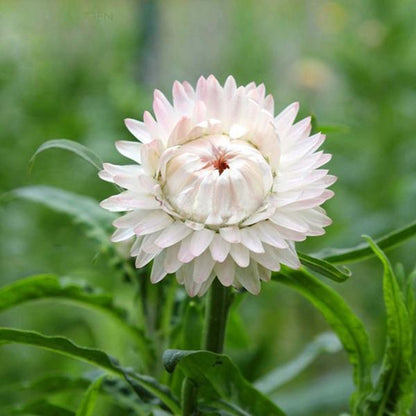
[181,279,232,415]
[203,278,232,353]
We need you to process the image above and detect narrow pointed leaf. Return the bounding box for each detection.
[299,252,351,282]
[76,376,105,416]
[255,332,342,394]
[30,139,103,171]
[0,328,180,414]
[163,349,287,415]
[315,220,416,264]
[5,186,116,244]
[362,237,414,415]
[273,268,373,414]
[0,274,154,367]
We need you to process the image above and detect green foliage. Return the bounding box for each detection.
[163,349,286,415]
[76,375,104,416]
[361,237,414,415]
[30,139,103,171]
[274,268,374,414]
[315,220,416,265]
[255,332,342,395]
[0,327,180,414]
[298,252,351,282]
[9,399,75,416]
[5,186,115,245]
[0,274,154,367]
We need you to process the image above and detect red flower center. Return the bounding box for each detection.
[213,155,230,175]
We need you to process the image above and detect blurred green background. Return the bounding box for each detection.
[1,0,416,414]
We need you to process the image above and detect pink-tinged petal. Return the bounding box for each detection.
[143,111,163,141]
[263,94,274,114]
[124,118,152,143]
[111,228,134,242]
[153,94,176,136]
[219,226,241,243]
[254,221,289,249]
[150,251,168,283]
[178,234,196,263]
[214,256,235,286]
[229,244,250,268]
[257,263,272,282]
[229,124,248,139]
[154,221,192,248]
[164,243,182,273]
[113,210,144,228]
[141,231,164,254]
[250,245,282,272]
[135,248,158,268]
[101,192,160,212]
[209,233,231,262]
[193,251,215,283]
[130,236,143,256]
[269,212,308,233]
[189,228,215,257]
[196,274,216,297]
[140,140,161,176]
[275,247,301,269]
[100,163,143,182]
[134,210,173,236]
[172,81,193,114]
[240,227,264,253]
[282,117,312,150]
[115,141,142,164]
[177,262,201,297]
[224,75,237,98]
[235,262,260,295]
[274,102,299,136]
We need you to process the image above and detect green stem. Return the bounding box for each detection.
[181,279,232,415]
[203,278,232,353]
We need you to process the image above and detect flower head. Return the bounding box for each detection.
[100,75,335,296]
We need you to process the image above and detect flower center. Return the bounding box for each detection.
[161,134,273,227]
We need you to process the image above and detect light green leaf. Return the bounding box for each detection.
[0,274,154,367]
[9,399,75,415]
[30,139,103,171]
[163,349,287,416]
[0,327,180,415]
[362,237,414,416]
[76,376,105,416]
[273,268,373,414]
[298,252,351,282]
[5,185,116,244]
[315,220,416,265]
[255,332,342,394]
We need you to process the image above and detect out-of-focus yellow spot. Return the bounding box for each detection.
[317,1,347,34]
[294,58,333,91]
[357,19,386,48]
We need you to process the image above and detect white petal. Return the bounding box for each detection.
[150,251,168,283]
[219,226,241,243]
[254,221,288,249]
[113,210,144,228]
[235,262,260,295]
[115,141,142,164]
[193,251,215,283]
[111,228,134,242]
[178,234,196,263]
[154,221,192,248]
[189,229,215,257]
[209,233,231,262]
[101,192,160,212]
[164,244,183,273]
[124,118,152,143]
[134,210,173,236]
[229,244,250,268]
[274,102,299,136]
[214,256,235,286]
[240,227,264,253]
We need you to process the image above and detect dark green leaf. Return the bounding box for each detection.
[0,274,154,367]
[76,375,104,416]
[9,399,75,416]
[30,139,103,171]
[273,267,373,414]
[4,186,116,245]
[254,332,342,394]
[163,349,287,416]
[362,237,414,416]
[298,252,351,282]
[315,220,416,265]
[0,327,180,414]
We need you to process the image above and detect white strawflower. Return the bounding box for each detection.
[100,75,335,296]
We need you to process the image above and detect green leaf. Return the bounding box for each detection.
[163,349,287,416]
[30,139,103,171]
[298,252,351,282]
[0,274,154,368]
[4,185,116,245]
[9,399,75,416]
[362,237,414,416]
[273,268,373,414]
[0,327,180,415]
[315,220,416,265]
[76,375,105,416]
[254,332,342,394]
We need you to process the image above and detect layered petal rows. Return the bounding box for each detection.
[100,75,336,296]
